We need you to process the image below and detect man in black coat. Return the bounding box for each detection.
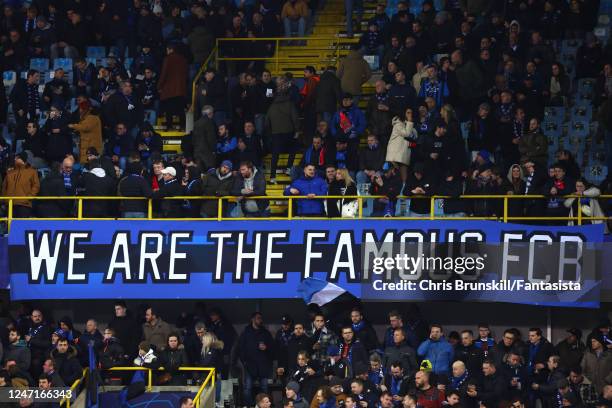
[108,301,141,359]
[527,328,555,377]
[42,68,72,109]
[118,162,152,218]
[26,309,51,380]
[339,326,369,375]
[531,355,566,407]
[152,166,183,218]
[284,323,314,374]
[10,70,42,142]
[456,330,485,377]
[76,319,104,367]
[316,66,342,125]
[103,81,144,135]
[192,106,218,170]
[468,360,507,408]
[51,338,83,386]
[237,312,275,407]
[349,308,379,353]
[78,160,117,218]
[357,134,386,185]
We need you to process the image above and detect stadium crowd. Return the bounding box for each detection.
[0,0,609,223]
[0,302,610,408]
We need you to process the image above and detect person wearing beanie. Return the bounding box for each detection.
[69,99,103,165]
[581,334,612,394]
[1,151,40,217]
[285,380,309,408]
[200,161,235,218]
[555,329,586,373]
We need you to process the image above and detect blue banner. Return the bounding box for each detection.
[7,220,605,307]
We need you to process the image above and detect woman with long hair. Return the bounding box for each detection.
[387,107,418,181]
[503,164,526,220]
[312,385,336,408]
[200,332,224,402]
[327,168,358,218]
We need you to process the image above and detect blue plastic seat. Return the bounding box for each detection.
[3,71,16,88]
[585,165,608,185]
[544,106,565,122]
[30,58,50,72]
[86,46,106,59]
[53,58,73,72]
[85,57,98,67]
[144,110,157,126]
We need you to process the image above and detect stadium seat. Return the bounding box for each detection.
[547,134,559,154]
[569,120,589,138]
[594,26,610,41]
[86,57,98,67]
[571,104,593,121]
[544,106,565,122]
[542,120,562,139]
[598,14,611,26]
[30,58,50,72]
[86,46,106,59]
[53,58,73,72]
[585,164,608,185]
[3,71,16,88]
[124,58,133,72]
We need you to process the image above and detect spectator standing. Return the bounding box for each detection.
[238,312,275,407]
[316,66,342,126]
[231,161,268,217]
[26,309,51,380]
[193,106,218,171]
[387,108,417,181]
[265,78,299,184]
[2,152,40,218]
[153,166,184,218]
[200,161,235,218]
[581,335,612,394]
[338,46,372,99]
[108,301,141,359]
[157,44,188,130]
[68,100,103,166]
[417,325,454,376]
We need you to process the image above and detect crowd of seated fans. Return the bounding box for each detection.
[0,302,610,408]
[0,0,611,224]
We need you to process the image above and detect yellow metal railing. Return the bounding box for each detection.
[190,46,218,112]
[0,195,610,232]
[215,36,358,74]
[60,367,88,408]
[107,367,215,408]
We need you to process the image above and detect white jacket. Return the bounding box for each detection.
[386,117,416,165]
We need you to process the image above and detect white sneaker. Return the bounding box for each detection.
[284,168,292,175]
[270,178,277,184]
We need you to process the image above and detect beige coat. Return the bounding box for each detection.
[337,51,372,95]
[72,111,103,165]
[386,117,416,165]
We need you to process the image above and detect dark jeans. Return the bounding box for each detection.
[270,133,297,179]
[161,96,186,128]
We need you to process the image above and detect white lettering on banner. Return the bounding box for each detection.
[362,231,395,280]
[209,232,232,280]
[27,232,63,282]
[501,233,523,281]
[559,235,582,282]
[139,233,163,280]
[265,232,286,280]
[528,234,553,283]
[67,232,89,281]
[330,232,356,280]
[168,232,191,281]
[106,232,131,281]
[236,233,261,280]
[304,232,326,278]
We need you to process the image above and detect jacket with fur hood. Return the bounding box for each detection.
[564,186,608,232]
[51,345,83,386]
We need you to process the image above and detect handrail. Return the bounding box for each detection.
[1,195,610,233]
[106,367,215,408]
[190,45,218,113]
[215,36,357,74]
[60,367,88,408]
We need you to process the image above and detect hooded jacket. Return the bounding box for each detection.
[200,169,234,217]
[338,50,372,95]
[417,337,454,374]
[79,167,116,217]
[265,94,300,135]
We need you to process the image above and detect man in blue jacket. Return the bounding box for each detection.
[331,94,366,145]
[417,324,454,377]
[284,164,328,216]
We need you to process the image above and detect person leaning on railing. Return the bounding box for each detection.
[118,161,152,219]
[564,178,608,231]
[230,161,268,217]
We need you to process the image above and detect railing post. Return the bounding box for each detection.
[215,39,219,71]
[429,196,435,220]
[217,198,223,221]
[7,199,13,234]
[147,368,152,391]
[275,39,279,74]
[148,199,152,219]
[503,197,508,223]
[577,200,582,225]
[77,198,83,220]
[358,196,363,219]
[288,197,293,220]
